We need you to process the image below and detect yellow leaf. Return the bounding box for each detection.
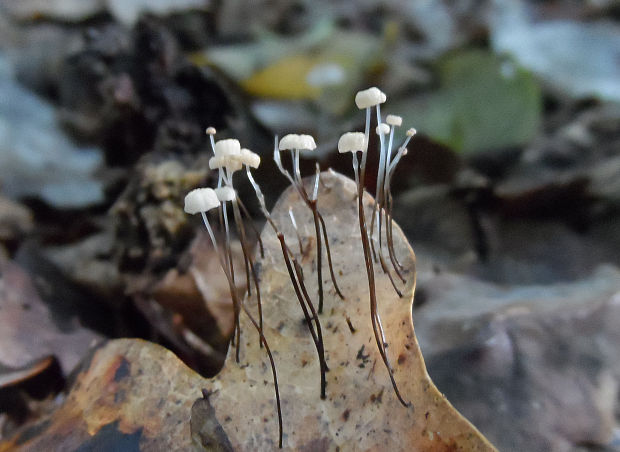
[241,55,322,100]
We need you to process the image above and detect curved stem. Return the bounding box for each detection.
[237,195,264,258]
[317,212,345,300]
[239,303,283,448]
[201,214,282,448]
[309,202,324,314]
[354,152,409,408]
[293,259,328,398]
[277,233,327,400]
[369,202,379,263]
[232,199,263,346]
[289,208,304,256]
[219,205,240,363]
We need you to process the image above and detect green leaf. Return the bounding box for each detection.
[392,50,542,153]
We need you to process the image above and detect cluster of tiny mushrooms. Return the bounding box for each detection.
[184,87,416,448]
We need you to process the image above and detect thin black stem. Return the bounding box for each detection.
[237,195,264,258]
[355,154,409,408]
[250,171,328,400]
[317,212,345,300]
[220,206,240,363]
[284,160,343,313]
[203,215,282,448]
[309,202,324,314]
[378,250,403,298]
[289,208,304,256]
[242,243,252,296]
[239,302,283,448]
[379,206,406,284]
[386,187,405,272]
[369,202,379,263]
[293,259,328,398]
[277,233,327,399]
[232,199,263,347]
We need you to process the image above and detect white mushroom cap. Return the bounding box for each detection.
[205,126,216,135]
[184,188,219,214]
[225,158,242,173]
[406,127,417,137]
[338,132,366,153]
[215,186,236,202]
[278,134,317,151]
[214,139,241,158]
[298,134,316,151]
[354,87,386,109]
[376,123,390,135]
[209,156,224,170]
[386,115,402,127]
[210,155,242,172]
[238,148,261,168]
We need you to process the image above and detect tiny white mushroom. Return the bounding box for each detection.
[354,87,386,109]
[184,188,219,214]
[279,134,316,151]
[388,147,409,174]
[209,156,224,170]
[278,134,317,185]
[338,132,366,153]
[278,134,300,151]
[386,115,402,127]
[215,186,236,202]
[239,148,261,169]
[376,123,390,135]
[406,127,417,137]
[297,134,317,151]
[214,138,241,158]
[224,157,243,173]
[205,126,216,136]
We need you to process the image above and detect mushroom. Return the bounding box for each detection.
[341,86,411,409]
[244,137,329,401]
[275,133,344,316]
[185,187,283,448]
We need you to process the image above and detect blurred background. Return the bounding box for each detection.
[0,0,619,450]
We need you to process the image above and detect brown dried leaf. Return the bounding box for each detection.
[2,172,496,451]
[0,261,102,373]
[0,357,55,389]
[0,339,203,451]
[198,171,497,450]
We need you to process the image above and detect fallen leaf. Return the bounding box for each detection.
[0,196,33,242]
[242,54,322,100]
[196,21,380,114]
[415,265,620,451]
[195,171,496,450]
[2,172,496,451]
[490,5,620,102]
[391,50,542,154]
[0,357,55,389]
[0,260,102,374]
[0,339,203,451]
